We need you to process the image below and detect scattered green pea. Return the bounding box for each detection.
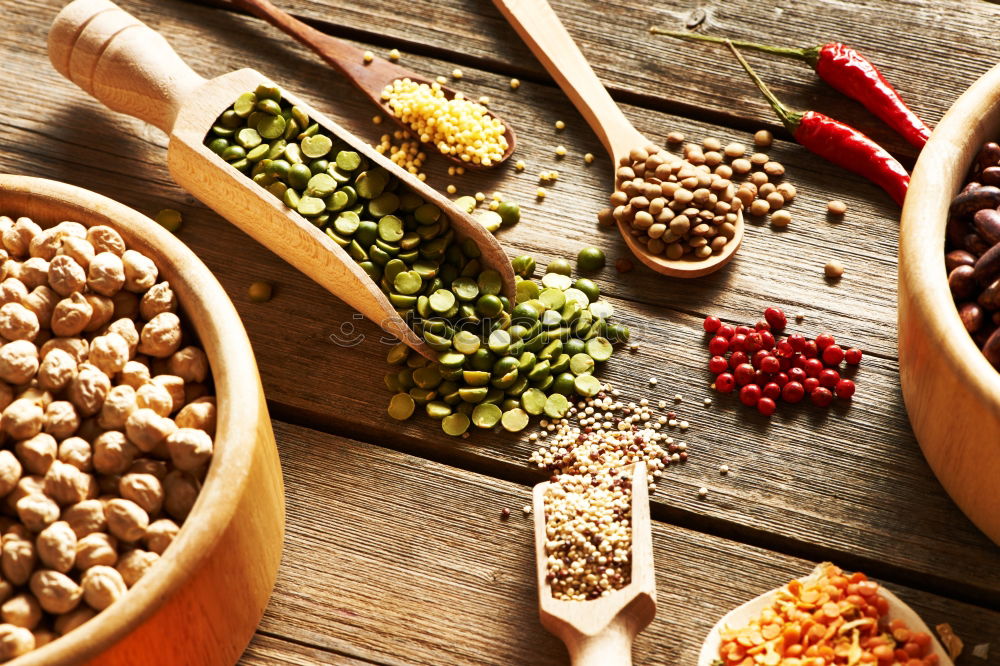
[154,208,183,233]
[442,412,470,435]
[546,258,573,276]
[388,393,416,420]
[577,246,606,272]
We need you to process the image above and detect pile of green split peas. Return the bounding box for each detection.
[208,85,628,436]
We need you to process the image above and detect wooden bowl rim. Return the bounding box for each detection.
[900,63,1000,427]
[0,175,268,664]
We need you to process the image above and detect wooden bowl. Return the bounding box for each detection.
[0,175,284,665]
[899,64,1000,546]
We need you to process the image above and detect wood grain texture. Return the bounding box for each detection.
[243,633,378,665]
[259,421,1000,665]
[0,177,284,665]
[5,0,999,606]
[200,0,1000,159]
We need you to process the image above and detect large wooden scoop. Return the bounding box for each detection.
[532,462,657,665]
[47,0,514,358]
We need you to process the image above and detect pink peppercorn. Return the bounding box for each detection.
[775,340,794,358]
[788,334,806,352]
[778,356,793,371]
[753,370,771,386]
[717,324,735,339]
[764,307,787,332]
[788,367,807,383]
[760,356,781,374]
[703,315,721,333]
[775,372,790,387]
[815,333,836,351]
[751,349,770,368]
[734,363,755,386]
[731,333,747,352]
[735,325,752,336]
[739,383,762,406]
[762,382,781,400]
[754,320,771,332]
[793,355,808,370]
[782,381,805,403]
[709,356,729,374]
[836,378,856,398]
[804,358,824,378]
[729,351,749,369]
[804,377,820,394]
[760,331,775,349]
[709,336,729,356]
[818,368,840,388]
[757,396,776,416]
[822,344,844,366]
[844,347,863,365]
[802,340,819,358]
[810,386,834,407]
[716,373,735,393]
[745,332,763,353]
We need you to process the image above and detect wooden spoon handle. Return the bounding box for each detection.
[48,0,206,134]
[567,623,634,666]
[490,0,645,162]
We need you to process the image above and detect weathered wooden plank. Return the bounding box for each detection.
[195,0,1000,159]
[243,633,378,665]
[5,0,999,603]
[259,421,1000,665]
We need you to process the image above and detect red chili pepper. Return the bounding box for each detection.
[727,42,909,207]
[650,29,931,149]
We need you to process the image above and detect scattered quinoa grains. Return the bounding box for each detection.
[703,397,712,406]
[796,313,805,322]
[555,120,566,131]
[388,48,401,61]
[451,68,463,79]
[666,131,685,144]
[509,78,521,90]
[154,209,182,233]
[554,145,567,157]
[515,160,526,171]
[522,505,532,515]
[536,187,547,199]
[825,260,845,279]
[501,507,510,519]
[372,114,383,125]
[363,50,374,63]
[771,210,791,228]
[248,281,273,303]
[754,129,773,148]
[615,257,634,273]
[435,75,447,85]
[719,464,730,475]
[828,199,848,215]
[446,184,457,194]
[698,487,709,498]
[584,153,594,164]
[475,192,486,202]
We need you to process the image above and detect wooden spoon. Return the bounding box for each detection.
[491,0,743,278]
[532,462,656,666]
[698,563,955,665]
[47,0,514,359]
[226,0,516,169]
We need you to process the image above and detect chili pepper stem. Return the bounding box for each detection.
[725,40,803,135]
[649,28,822,66]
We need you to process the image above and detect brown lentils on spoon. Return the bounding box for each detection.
[946,139,1000,368]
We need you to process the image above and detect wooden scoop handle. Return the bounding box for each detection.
[490,0,645,162]
[568,623,634,666]
[48,0,206,134]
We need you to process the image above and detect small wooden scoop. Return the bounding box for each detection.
[532,462,656,666]
[48,0,514,359]
[698,563,955,666]
[491,0,744,279]
[226,0,516,169]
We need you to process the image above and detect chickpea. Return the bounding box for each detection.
[105,498,148,542]
[134,382,171,418]
[74,532,118,571]
[107,318,139,356]
[163,470,199,521]
[92,431,137,476]
[0,595,41,630]
[40,336,88,364]
[19,258,49,291]
[43,400,80,441]
[5,476,44,516]
[57,437,91,472]
[89,333,129,376]
[86,226,126,257]
[2,219,40,259]
[44,460,93,506]
[54,605,96,635]
[117,360,150,390]
[46,255,86,297]
[139,282,176,321]
[30,569,82,614]
[122,250,158,293]
[3,399,44,440]
[0,303,38,341]
[15,433,57,476]
[29,230,61,261]
[22,285,58,327]
[165,429,209,473]
[52,222,87,240]
[51,292,93,337]
[0,278,27,306]
[144,518,179,555]
[16,494,60,532]
[124,409,176,454]
[0,623,35,658]
[1,536,35,585]
[0,340,38,385]
[96,384,136,432]
[115,548,158,587]
[0,452,21,497]
[168,346,207,383]
[86,252,126,297]
[83,293,114,333]
[81,565,127,610]
[61,499,106,539]
[36,521,77,573]
[153,375,185,412]
[67,364,111,417]
[37,348,77,393]
[137,312,181,358]
[119,473,163,516]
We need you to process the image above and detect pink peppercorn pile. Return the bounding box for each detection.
[703,308,862,416]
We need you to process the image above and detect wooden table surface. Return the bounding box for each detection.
[5,0,1000,663]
